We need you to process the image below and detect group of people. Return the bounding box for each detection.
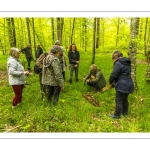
[7,42,134,119]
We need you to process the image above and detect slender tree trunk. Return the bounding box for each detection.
[128,18,140,90]
[70,18,75,44]
[51,18,55,45]
[91,18,96,64]
[31,18,36,56]
[96,18,100,49]
[6,18,15,47]
[144,18,148,57]
[116,18,120,47]
[3,18,6,55]
[26,18,33,59]
[11,18,16,47]
[56,18,64,42]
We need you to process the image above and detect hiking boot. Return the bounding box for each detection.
[109,114,120,119]
[12,105,17,109]
[122,113,127,116]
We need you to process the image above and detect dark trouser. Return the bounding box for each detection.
[47,86,61,104]
[12,85,24,106]
[26,57,31,70]
[87,82,100,92]
[39,73,43,91]
[62,71,65,81]
[114,91,129,117]
[69,64,79,81]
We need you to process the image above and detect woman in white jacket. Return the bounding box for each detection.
[7,47,30,108]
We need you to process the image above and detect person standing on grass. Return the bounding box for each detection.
[36,52,48,95]
[83,64,106,92]
[42,45,64,105]
[36,44,43,59]
[68,43,80,84]
[7,47,30,108]
[109,50,134,119]
[54,40,67,80]
[21,43,32,71]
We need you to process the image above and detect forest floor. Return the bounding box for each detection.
[0,70,8,86]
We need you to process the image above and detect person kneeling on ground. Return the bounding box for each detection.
[83,64,106,92]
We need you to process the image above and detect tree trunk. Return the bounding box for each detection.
[70,18,75,44]
[91,18,96,64]
[51,18,55,45]
[31,18,36,56]
[96,18,100,49]
[144,18,148,57]
[26,18,33,59]
[116,18,120,47]
[6,18,15,47]
[128,18,139,90]
[56,18,64,42]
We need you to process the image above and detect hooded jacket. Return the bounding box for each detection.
[109,57,134,93]
[41,53,64,87]
[7,56,26,85]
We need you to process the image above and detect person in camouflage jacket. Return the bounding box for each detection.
[42,45,64,105]
[83,64,106,92]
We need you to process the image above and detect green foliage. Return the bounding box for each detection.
[0,53,150,132]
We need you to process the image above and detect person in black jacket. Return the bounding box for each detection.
[68,43,80,84]
[36,45,43,59]
[109,50,134,119]
[21,44,32,71]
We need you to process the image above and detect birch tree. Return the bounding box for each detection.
[128,18,140,89]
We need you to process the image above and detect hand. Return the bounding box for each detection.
[61,87,64,91]
[86,80,89,83]
[23,71,30,75]
[76,61,79,64]
[74,64,78,68]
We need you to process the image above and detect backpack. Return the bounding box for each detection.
[34,52,48,74]
[34,64,42,74]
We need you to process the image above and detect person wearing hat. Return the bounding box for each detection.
[83,64,106,92]
[54,40,67,80]
[42,45,64,105]
[7,47,30,108]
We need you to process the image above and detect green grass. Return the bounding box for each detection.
[0,52,150,132]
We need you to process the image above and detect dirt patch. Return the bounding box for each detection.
[136,59,147,64]
[0,70,8,86]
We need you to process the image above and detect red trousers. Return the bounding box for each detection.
[12,85,24,106]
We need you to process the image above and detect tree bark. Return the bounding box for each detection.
[128,18,140,90]
[96,18,100,49]
[91,18,96,64]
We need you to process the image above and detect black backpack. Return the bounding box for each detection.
[34,64,42,74]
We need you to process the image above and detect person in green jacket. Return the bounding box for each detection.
[83,64,106,92]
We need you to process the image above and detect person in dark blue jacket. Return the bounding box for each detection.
[109,50,134,119]
[68,43,80,84]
